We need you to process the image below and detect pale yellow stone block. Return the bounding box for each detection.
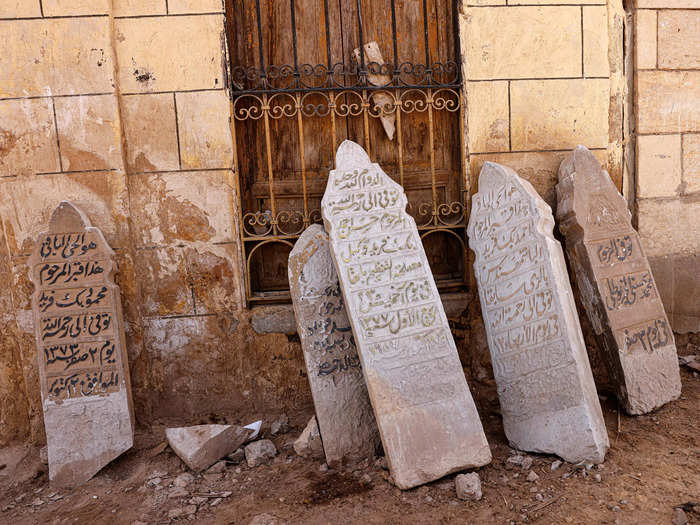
[54,95,123,172]
[583,6,608,77]
[635,10,657,70]
[469,149,609,209]
[42,0,110,16]
[0,171,130,254]
[463,0,505,5]
[637,198,681,257]
[0,98,60,176]
[679,199,700,253]
[115,15,225,93]
[113,0,166,16]
[510,79,608,151]
[0,18,114,98]
[637,0,700,8]
[0,0,41,17]
[682,134,700,194]
[637,71,700,134]
[464,7,581,80]
[636,134,682,199]
[508,0,604,4]
[658,10,700,69]
[466,81,509,154]
[176,90,233,170]
[121,94,179,172]
[168,0,224,14]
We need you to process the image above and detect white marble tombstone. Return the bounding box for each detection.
[467,162,609,463]
[557,145,681,414]
[289,224,380,467]
[29,202,134,487]
[322,140,491,490]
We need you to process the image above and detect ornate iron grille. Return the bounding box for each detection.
[226,0,466,304]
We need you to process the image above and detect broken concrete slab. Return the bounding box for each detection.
[467,161,609,464]
[28,201,135,487]
[557,145,681,415]
[322,140,491,489]
[166,424,250,472]
[289,224,379,467]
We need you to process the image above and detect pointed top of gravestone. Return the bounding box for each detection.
[49,201,91,233]
[289,223,325,260]
[335,140,371,171]
[558,145,603,182]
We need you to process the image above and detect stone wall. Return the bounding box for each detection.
[633,0,700,334]
[0,0,697,446]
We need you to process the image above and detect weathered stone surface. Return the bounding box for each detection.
[288,224,379,467]
[293,416,324,459]
[166,424,249,472]
[455,472,482,501]
[467,162,608,463]
[245,439,277,467]
[28,201,135,487]
[322,141,491,489]
[557,145,681,415]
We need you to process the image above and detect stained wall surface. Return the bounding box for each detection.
[0,0,697,445]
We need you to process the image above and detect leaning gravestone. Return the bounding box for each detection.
[467,162,609,463]
[322,140,491,489]
[28,202,134,487]
[557,145,681,414]
[289,224,380,467]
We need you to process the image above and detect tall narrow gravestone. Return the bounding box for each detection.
[467,162,609,463]
[557,146,681,414]
[322,141,491,489]
[289,224,380,467]
[28,202,134,487]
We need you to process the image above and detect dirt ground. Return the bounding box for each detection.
[0,365,697,525]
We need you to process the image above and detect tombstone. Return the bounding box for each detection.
[557,146,681,415]
[467,162,609,464]
[288,224,380,467]
[28,202,134,487]
[322,141,491,489]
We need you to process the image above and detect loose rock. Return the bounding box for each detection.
[173,472,194,488]
[672,508,689,525]
[245,439,277,467]
[293,417,324,459]
[527,471,539,482]
[551,460,562,471]
[227,448,245,465]
[166,424,250,472]
[455,473,482,501]
[205,461,227,474]
[270,414,289,436]
[521,456,533,470]
[168,505,197,519]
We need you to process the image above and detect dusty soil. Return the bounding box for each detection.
[1,367,697,525]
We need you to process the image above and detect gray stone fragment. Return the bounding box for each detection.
[270,414,289,436]
[245,440,277,467]
[227,448,245,465]
[672,508,689,525]
[166,424,250,472]
[527,471,539,482]
[293,416,324,459]
[205,461,226,474]
[173,472,194,488]
[455,473,482,501]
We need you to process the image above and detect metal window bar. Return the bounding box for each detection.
[227,0,467,304]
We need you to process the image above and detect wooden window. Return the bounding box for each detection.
[225,0,467,304]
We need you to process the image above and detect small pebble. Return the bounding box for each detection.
[527,471,539,482]
[551,460,562,471]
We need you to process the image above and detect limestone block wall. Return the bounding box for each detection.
[0,0,311,446]
[460,0,625,208]
[0,0,697,446]
[633,0,700,333]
